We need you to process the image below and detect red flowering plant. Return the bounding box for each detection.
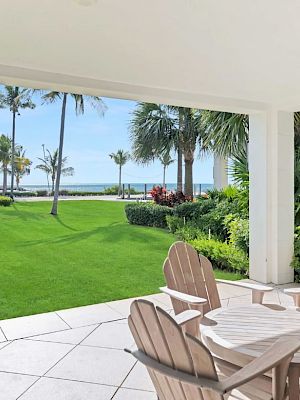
[150,185,189,207]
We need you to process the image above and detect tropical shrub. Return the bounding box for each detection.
[292,227,300,282]
[224,215,249,254]
[166,215,184,233]
[190,237,249,273]
[176,225,209,241]
[0,196,12,206]
[173,199,215,220]
[125,203,173,228]
[150,185,187,207]
[9,191,37,197]
[36,190,48,196]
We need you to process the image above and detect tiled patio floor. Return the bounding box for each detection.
[0,282,298,399]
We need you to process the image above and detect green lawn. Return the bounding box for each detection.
[0,200,242,320]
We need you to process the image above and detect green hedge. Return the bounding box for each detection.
[190,238,249,273]
[0,196,12,206]
[173,200,215,220]
[125,203,173,228]
[8,191,37,197]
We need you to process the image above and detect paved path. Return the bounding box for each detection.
[14,195,150,202]
[0,282,297,399]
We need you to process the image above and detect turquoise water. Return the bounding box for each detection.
[23,183,213,193]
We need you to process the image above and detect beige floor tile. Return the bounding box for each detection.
[81,321,134,349]
[0,339,74,375]
[46,345,135,386]
[0,312,69,340]
[0,372,38,400]
[20,377,116,400]
[113,388,157,399]
[30,325,98,345]
[56,303,122,328]
[122,362,154,392]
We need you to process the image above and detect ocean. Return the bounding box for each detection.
[23,183,213,194]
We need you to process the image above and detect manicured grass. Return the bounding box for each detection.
[0,201,243,320]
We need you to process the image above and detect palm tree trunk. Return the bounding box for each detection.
[177,147,183,191]
[2,165,7,195]
[184,155,194,198]
[51,93,67,215]
[10,110,16,196]
[163,165,166,188]
[118,164,122,196]
[16,175,20,190]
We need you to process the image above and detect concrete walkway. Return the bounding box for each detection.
[14,195,149,202]
[0,283,297,400]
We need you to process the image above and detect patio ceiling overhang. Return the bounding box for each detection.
[1,0,300,113]
[0,0,298,284]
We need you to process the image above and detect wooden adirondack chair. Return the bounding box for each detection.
[160,241,273,334]
[127,299,300,400]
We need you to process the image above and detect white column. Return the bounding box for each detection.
[213,154,228,190]
[249,110,294,284]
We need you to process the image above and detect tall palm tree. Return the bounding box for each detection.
[14,147,31,190]
[159,152,174,188]
[35,149,74,193]
[0,86,35,195]
[0,134,11,195]
[130,103,203,197]
[42,92,106,215]
[109,150,130,196]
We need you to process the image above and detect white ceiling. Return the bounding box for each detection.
[0,0,300,112]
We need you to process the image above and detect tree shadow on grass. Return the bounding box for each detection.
[53,215,78,231]
[6,204,45,221]
[19,223,167,247]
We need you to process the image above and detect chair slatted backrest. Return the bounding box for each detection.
[164,241,221,315]
[128,299,223,400]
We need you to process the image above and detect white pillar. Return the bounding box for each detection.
[249,110,294,284]
[213,155,228,190]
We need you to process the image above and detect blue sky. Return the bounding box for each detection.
[0,92,214,186]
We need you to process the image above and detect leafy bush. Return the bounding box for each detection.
[224,215,249,254]
[36,190,48,197]
[292,227,300,282]
[190,238,249,273]
[166,215,184,233]
[10,191,37,197]
[174,199,215,220]
[125,203,173,228]
[176,225,209,241]
[150,185,188,207]
[0,196,12,206]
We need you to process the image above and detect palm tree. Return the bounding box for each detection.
[159,152,174,188]
[0,134,11,195]
[42,92,106,215]
[200,111,248,158]
[14,147,31,190]
[0,86,35,195]
[109,150,130,196]
[35,149,74,193]
[130,103,203,197]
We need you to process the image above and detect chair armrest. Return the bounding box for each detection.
[160,286,207,305]
[216,279,273,304]
[173,309,201,327]
[220,336,300,393]
[126,348,224,393]
[216,279,272,292]
[284,288,300,306]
